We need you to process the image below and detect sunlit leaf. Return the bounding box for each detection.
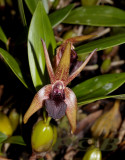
[63,6,125,26]
[72,73,125,104]
[24,0,49,14]
[28,1,56,91]
[4,136,26,146]
[42,0,49,13]
[0,48,28,88]
[75,33,125,59]
[49,4,74,28]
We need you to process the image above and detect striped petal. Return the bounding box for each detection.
[55,43,71,84]
[41,39,55,83]
[23,84,52,123]
[64,87,77,133]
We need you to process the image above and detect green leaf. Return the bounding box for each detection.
[75,33,125,59]
[63,6,125,26]
[0,48,28,88]
[4,136,26,146]
[0,26,8,45]
[24,0,49,14]
[49,4,74,28]
[78,94,125,106]
[18,0,27,27]
[28,1,56,91]
[72,73,125,102]
[0,132,8,144]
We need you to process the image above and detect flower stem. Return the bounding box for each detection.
[46,116,51,125]
[43,109,47,123]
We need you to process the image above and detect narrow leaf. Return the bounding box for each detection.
[49,4,74,28]
[4,136,26,146]
[75,33,125,59]
[63,6,125,26]
[28,1,56,90]
[72,73,125,101]
[0,132,8,144]
[0,48,28,88]
[78,94,125,106]
[0,26,8,44]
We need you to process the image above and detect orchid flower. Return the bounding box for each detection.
[23,39,97,133]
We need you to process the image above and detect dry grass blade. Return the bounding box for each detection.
[75,110,103,134]
[118,119,125,144]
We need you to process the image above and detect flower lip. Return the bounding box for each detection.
[45,99,67,119]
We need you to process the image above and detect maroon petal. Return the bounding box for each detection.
[64,87,77,133]
[23,85,52,123]
[45,99,67,119]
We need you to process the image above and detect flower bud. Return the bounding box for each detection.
[82,145,102,160]
[31,120,57,152]
[0,112,13,136]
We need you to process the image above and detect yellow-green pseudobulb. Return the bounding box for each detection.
[82,145,102,160]
[0,112,13,136]
[31,120,57,152]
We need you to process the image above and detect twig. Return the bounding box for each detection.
[84,64,98,71]
[99,0,114,5]
[91,27,111,39]
[0,85,4,101]
[0,156,11,160]
[111,60,125,67]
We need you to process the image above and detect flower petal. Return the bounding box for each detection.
[66,49,97,85]
[64,87,77,133]
[23,85,52,123]
[55,43,71,84]
[45,99,67,119]
[41,39,55,83]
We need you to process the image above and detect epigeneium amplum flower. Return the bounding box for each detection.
[23,36,97,133]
